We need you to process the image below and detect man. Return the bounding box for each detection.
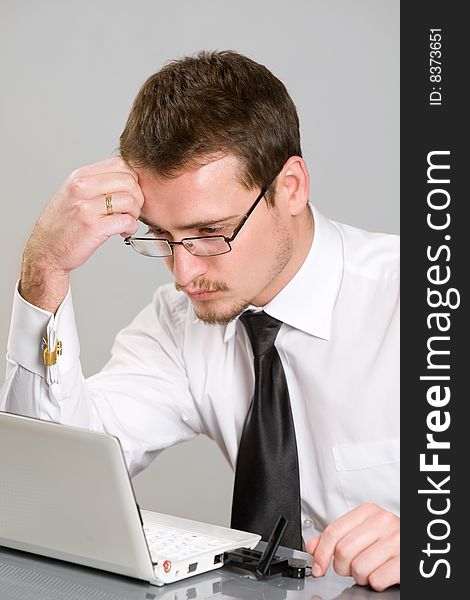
[0,51,399,590]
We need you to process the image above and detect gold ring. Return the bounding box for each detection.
[105,194,113,215]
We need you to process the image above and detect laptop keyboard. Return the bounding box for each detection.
[143,522,227,561]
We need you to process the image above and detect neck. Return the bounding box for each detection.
[252,205,314,306]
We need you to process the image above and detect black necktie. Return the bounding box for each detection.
[231,311,302,550]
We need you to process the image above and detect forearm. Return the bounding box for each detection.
[1,281,201,477]
[0,281,99,429]
[19,248,70,315]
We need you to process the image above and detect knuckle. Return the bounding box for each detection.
[131,182,144,201]
[322,523,339,543]
[133,187,145,204]
[305,539,314,554]
[68,167,82,181]
[119,172,132,187]
[122,169,137,182]
[350,556,370,585]
[68,175,85,194]
[73,200,89,220]
[120,213,136,229]
[128,220,139,235]
[132,197,144,214]
[362,502,380,513]
[368,571,387,592]
[313,548,327,566]
[311,548,327,570]
[390,529,400,546]
[333,557,350,577]
[334,539,351,562]
[376,509,396,529]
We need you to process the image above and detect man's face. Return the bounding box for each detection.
[137,155,299,325]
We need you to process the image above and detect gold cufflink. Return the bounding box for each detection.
[41,337,63,366]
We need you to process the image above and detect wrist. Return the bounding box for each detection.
[19,255,70,314]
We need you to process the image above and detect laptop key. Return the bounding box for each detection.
[143,523,228,561]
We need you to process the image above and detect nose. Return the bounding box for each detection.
[171,245,209,288]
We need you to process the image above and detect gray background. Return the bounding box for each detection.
[0,0,399,526]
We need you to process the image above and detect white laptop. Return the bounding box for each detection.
[0,411,260,586]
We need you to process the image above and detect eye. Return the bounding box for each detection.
[200,226,225,235]
[147,228,172,239]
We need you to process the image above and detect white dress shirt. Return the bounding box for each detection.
[0,206,400,544]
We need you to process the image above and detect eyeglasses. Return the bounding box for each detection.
[124,182,271,257]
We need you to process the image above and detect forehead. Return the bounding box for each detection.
[136,155,250,228]
[138,155,244,201]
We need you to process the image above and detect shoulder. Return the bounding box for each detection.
[332,221,399,282]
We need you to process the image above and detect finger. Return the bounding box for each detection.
[100,213,139,238]
[312,504,382,576]
[349,530,400,586]
[93,191,143,220]
[306,536,321,575]
[334,511,400,577]
[332,509,399,577]
[75,156,138,181]
[333,524,379,577]
[306,536,320,556]
[69,191,141,225]
[367,556,400,592]
[68,171,144,205]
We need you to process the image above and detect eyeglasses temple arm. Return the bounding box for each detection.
[226,186,268,242]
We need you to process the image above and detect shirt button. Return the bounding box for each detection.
[303,517,314,528]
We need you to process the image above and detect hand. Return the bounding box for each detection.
[20,157,144,312]
[306,503,400,592]
[25,156,144,274]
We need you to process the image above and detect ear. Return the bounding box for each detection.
[276,157,310,216]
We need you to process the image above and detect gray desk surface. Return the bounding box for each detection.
[0,545,400,600]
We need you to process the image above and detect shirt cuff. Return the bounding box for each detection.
[7,281,81,378]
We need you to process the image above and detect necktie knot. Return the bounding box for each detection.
[239,311,283,357]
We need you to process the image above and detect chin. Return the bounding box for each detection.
[193,298,250,326]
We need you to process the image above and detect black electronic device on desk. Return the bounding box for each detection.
[224,517,310,579]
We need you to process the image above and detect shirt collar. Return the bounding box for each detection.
[223,205,344,343]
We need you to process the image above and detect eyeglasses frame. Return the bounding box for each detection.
[124,180,273,257]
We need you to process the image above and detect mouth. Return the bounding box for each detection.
[185,289,220,301]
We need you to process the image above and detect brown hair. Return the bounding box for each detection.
[120,50,302,204]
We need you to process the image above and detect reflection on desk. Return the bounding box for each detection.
[0,546,400,600]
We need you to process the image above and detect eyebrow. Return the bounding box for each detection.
[139,213,241,232]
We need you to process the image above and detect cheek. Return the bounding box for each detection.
[224,244,263,286]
